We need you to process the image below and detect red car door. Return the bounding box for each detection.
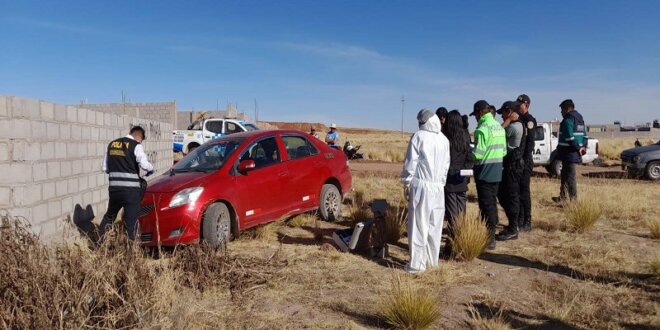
[232,135,289,227]
[281,134,324,211]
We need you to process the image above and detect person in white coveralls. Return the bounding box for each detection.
[401,109,450,274]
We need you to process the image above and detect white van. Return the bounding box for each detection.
[531,122,599,177]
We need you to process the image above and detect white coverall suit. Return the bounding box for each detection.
[401,112,450,273]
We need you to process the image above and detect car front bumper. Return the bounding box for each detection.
[137,192,203,246]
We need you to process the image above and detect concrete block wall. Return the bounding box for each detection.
[0,96,173,240]
[79,101,177,133]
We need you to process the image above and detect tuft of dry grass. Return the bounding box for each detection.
[563,199,602,233]
[385,203,407,244]
[288,213,316,228]
[380,272,440,329]
[248,221,282,241]
[349,205,372,223]
[646,219,660,239]
[450,209,489,261]
[353,188,366,207]
[467,303,512,330]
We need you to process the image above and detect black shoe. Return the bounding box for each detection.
[495,229,518,241]
[552,196,563,203]
[486,237,496,250]
[520,223,532,232]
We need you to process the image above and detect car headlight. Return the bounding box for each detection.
[633,156,641,163]
[169,187,204,208]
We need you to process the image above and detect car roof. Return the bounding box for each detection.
[207,129,311,144]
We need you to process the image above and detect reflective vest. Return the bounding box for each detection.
[472,113,507,182]
[557,110,587,164]
[106,137,141,191]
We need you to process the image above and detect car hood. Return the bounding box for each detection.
[147,171,215,193]
[621,144,660,157]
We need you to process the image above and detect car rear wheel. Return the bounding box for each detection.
[201,202,232,249]
[319,184,341,221]
[645,161,660,180]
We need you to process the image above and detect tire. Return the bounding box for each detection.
[319,184,342,221]
[550,159,562,178]
[645,161,660,181]
[201,202,232,249]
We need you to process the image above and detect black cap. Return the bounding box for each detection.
[471,100,491,116]
[496,101,519,114]
[559,99,575,109]
[517,94,531,104]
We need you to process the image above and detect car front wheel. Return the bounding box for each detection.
[319,184,341,221]
[645,161,660,181]
[202,202,232,249]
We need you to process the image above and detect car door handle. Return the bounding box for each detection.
[278,171,288,177]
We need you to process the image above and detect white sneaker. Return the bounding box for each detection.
[404,264,424,275]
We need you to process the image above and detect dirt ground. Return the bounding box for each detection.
[220,160,659,329]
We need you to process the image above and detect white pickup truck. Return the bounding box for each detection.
[173,118,259,154]
[531,122,599,177]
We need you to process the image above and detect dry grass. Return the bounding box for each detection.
[380,272,440,329]
[598,137,656,161]
[450,208,489,261]
[467,303,512,330]
[343,131,409,162]
[287,213,316,228]
[0,212,285,328]
[647,219,660,239]
[385,202,407,244]
[563,198,602,233]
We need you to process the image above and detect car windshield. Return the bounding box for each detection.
[244,123,259,131]
[172,139,244,172]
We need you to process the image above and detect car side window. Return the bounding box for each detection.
[205,120,223,134]
[533,127,545,141]
[225,121,242,134]
[282,135,319,160]
[240,137,280,169]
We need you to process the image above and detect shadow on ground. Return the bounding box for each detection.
[479,252,659,293]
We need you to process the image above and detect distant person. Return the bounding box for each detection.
[401,109,450,274]
[635,138,642,148]
[462,114,470,131]
[553,99,587,202]
[514,94,537,232]
[495,102,526,241]
[441,110,474,249]
[309,126,320,139]
[470,100,506,250]
[436,107,449,125]
[325,123,340,148]
[100,126,154,241]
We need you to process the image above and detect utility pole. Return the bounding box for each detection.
[121,90,126,116]
[401,95,405,137]
[254,98,258,123]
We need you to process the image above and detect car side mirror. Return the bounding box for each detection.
[238,160,256,173]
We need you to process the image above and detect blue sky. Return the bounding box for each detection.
[1,1,659,130]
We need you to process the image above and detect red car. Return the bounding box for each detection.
[138,130,352,247]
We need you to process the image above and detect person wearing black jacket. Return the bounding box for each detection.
[441,110,474,238]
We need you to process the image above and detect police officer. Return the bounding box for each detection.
[514,94,536,232]
[100,126,154,240]
[470,100,507,250]
[495,101,526,241]
[553,99,587,202]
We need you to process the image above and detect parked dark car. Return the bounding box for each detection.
[620,140,660,180]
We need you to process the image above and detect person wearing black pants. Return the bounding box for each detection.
[441,110,474,242]
[99,126,154,241]
[515,94,537,232]
[470,101,506,250]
